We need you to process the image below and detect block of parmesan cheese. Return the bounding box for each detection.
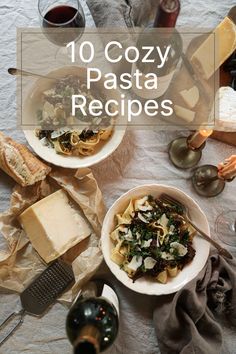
[18,189,91,263]
[191,16,236,80]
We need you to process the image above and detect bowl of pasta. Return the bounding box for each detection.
[101,184,210,295]
[23,66,126,168]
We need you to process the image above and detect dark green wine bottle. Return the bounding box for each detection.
[66,280,119,354]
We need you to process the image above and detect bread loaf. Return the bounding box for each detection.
[0,132,51,186]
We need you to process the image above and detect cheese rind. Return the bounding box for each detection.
[191,16,236,80]
[18,189,91,263]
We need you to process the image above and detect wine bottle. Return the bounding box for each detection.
[133,0,182,99]
[153,0,180,28]
[66,280,119,354]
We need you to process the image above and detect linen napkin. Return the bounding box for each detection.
[153,251,236,354]
[86,0,157,27]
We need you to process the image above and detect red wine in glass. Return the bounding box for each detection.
[43,5,85,28]
[42,5,85,46]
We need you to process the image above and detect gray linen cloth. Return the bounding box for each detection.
[86,0,157,27]
[153,252,236,354]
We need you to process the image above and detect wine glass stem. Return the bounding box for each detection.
[232,218,236,232]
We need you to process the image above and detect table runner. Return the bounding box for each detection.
[0,0,236,353]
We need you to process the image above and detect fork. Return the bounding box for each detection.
[159,193,233,259]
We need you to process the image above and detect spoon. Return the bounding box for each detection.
[8,67,59,81]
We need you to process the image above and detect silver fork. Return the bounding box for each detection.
[159,193,233,259]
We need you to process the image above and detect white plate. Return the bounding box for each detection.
[23,66,126,169]
[24,129,125,169]
[101,184,210,296]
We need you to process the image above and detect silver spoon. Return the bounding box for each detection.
[8,67,59,81]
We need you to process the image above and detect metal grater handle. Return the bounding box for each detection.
[0,309,25,347]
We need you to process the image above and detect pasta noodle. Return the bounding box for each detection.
[35,75,115,157]
[110,195,196,284]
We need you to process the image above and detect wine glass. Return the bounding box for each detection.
[215,210,236,247]
[38,0,85,47]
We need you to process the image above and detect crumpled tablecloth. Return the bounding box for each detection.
[0,0,236,353]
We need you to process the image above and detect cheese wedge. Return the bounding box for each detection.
[191,16,236,79]
[219,86,236,122]
[180,86,199,109]
[214,86,236,130]
[174,104,195,122]
[18,189,91,263]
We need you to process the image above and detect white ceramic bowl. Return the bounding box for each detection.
[24,129,125,169]
[101,184,210,296]
[23,66,126,169]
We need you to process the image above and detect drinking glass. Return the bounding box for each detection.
[38,0,85,47]
[215,210,236,247]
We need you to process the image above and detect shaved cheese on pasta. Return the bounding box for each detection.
[127,256,143,271]
[144,257,157,270]
[138,212,149,223]
[124,229,133,241]
[161,252,175,260]
[170,242,188,257]
[134,196,148,210]
[158,213,169,228]
[142,239,152,248]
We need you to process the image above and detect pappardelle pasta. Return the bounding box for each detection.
[35,75,116,156]
[110,195,196,283]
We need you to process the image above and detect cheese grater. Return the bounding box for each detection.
[0,260,75,346]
